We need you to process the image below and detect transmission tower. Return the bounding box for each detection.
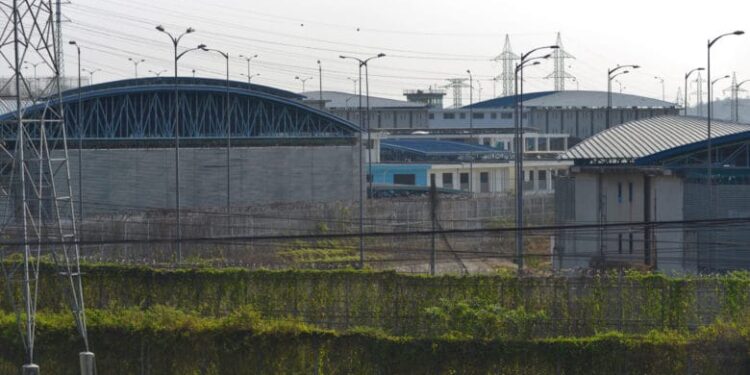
[544,32,575,91]
[692,72,705,117]
[492,34,519,97]
[444,78,469,108]
[675,87,683,109]
[723,72,747,123]
[0,1,93,373]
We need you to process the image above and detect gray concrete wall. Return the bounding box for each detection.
[64,144,360,215]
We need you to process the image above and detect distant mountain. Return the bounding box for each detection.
[687,98,750,123]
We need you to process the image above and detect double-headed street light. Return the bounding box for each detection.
[241,73,260,83]
[294,75,313,92]
[149,69,167,77]
[513,45,557,273]
[339,52,386,269]
[155,24,204,264]
[82,68,101,84]
[239,54,258,83]
[607,65,639,128]
[684,67,705,116]
[128,57,145,78]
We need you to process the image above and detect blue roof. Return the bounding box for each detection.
[463,91,555,109]
[381,140,501,156]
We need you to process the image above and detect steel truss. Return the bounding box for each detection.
[0,0,92,373]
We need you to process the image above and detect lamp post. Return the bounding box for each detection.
[607,65,639,128]
[128,57,145,78]
[572,78,580,91]
[156,24,204,265]
[467,69,474,193]
[68,41,83,234]
[339,52,386,269]
[317,60,324,110]
[654,76,665,101]
[734,79,750,122]
[615,80,624,94]
[241,73,260,83]
[200,47,232,226]
[294,75,312,92]
[684,67,705,116]
[240,54,258,83]
[347,77,358,95]
[149,69,167,77]
[513,44,558,273]
[82,68,101,84]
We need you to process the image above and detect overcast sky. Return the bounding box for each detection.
[49,0,750,105]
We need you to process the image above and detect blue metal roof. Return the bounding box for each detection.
[635,130,750,165]
[381,140,501,156]
[463,91,555,109]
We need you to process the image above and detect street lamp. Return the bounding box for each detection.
[294,75,313,92]
[200,46,232,223]
[707,31,744,200]
[339,52,386,269]
[607,65,639,128]
[615,80,624,94]
[654,76,665,101]
[347,77,358,95]
[513,44,557,273]
[317,60,324,110]
[684,67,705,116]
[240,73,260,83]
[467,69,474,193]
[155,24,203,264]
[128,57,145,78]
[149,69,167,77]
[239,54,258,83]
[734,79,750,122]
[82,68,101,84]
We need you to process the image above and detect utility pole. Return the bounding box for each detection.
[430,176,438,276]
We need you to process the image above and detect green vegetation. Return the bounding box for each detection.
[1,264,750,373]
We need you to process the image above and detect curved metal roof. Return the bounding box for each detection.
[0,78,361,137]
[466,90,675,109]
[562,116,750,164]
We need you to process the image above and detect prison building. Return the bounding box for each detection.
[300,90,429,130]
[426,91,678,141]
[0,77,362,216]
[554,116,750,273]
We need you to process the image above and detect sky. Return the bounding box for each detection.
[35,0,750,105]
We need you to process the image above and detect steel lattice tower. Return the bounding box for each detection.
[723,72,747,123]
[444,78,469,108]
[545,32,575,91]
[0,1,93,373]
[492,34,519,97]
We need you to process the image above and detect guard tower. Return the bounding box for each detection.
[403,88,446,109]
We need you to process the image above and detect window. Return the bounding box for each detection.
[526,138,536,151]
[524,170,534,191]
[538,170,547,190]
[618,233,623,254]
[393,174,416,185]
[429,113,435,120]
[538,138,548,151]
[443,113,455,120]
[628,182,633,203]
[442,173,453,189]
[459,113,466,119]
[490,112,497,119]
[472,112,484,119]
[430,173,436,187]
[617,182,623,203]
[550,138,566,151]
[483,139,491,146]
[460,173,470,190]
[480,172,490,193]
[501,112,512,119]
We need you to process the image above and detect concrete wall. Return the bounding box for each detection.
[64,144,360,215]
[332,108,429,129]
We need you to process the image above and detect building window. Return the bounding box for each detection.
[617,182,623,203]
[526,138,536,151]
[550,137,566,151]
[393,174,416,185]
[538,138,548,151]
[472,112,484,119]
[501,112,512,119]
[480,172,489,193]
[524,170,534,191]
[491,112,497,119]
[628,182,633,203]
[429,113,434,120]
[618,233,623,254]
[459,113,466,119]
[460,173,469,190]
[443,113,455,120]
[429,173,436,187]
[442,173,453,189]
[538,170,547,190]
